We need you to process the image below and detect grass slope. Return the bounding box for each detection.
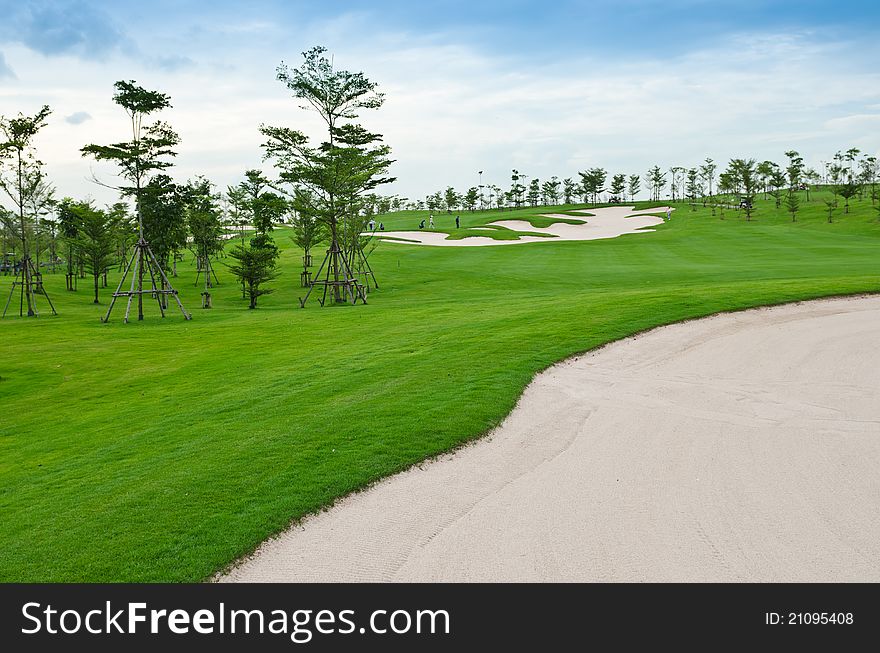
[0,192,878,581]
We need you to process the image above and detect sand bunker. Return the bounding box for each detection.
[373,206,672,246]
[221,296,880,582]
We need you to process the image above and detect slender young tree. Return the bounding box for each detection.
[699,157,717,206]
[729,158,758,221]
[186,177,223,306]
[686,168,702,209]
[463,187,479,212]
[0,105,57,317]
[784,150,804,222]
[562,178,576,204]
[668,166,685,202]
[291,202,326,278]
[785,187,800,222]
[756,160,776,199]
[541,177,560,205]
[81,81,190,322]
[579,168,606,204]
[610,174,626,200]
[859,155,877,205]
[646,166,666,201]
[226,242,279,309]
[768,167,786,209]
[68,202,115,304]
[627,174,640,202]
[509,170,525,208]
[527,178,540,207]
[444,186,459,212]
[824,198,837,223]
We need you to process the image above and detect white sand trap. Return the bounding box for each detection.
[221,296,880,582]
[373,206,672,246]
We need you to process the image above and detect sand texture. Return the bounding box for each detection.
[372,206,671,246]
[222,296,880,582]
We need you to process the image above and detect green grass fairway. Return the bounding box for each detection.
[1,192,878,581]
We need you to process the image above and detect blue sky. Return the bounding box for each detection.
[1,0,879,204]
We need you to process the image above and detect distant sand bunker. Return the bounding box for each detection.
[373,206,672,246]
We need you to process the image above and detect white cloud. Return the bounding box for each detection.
[2,24,879,209]
[0,50,14,78]
[64,110,92,124]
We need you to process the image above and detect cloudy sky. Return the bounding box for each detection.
[1,0,879,206]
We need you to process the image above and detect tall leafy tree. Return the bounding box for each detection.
[527,178,540,207]
[81,80,188,321]
[768,167,786,209]
[784,150,804,222]
[610,174,626,200]
[186,177,223,266]
[260,46,394,306]
[627,174,640,202]
[509,170,525,208]
[463,187,479,212]
[668,166,685,202]
[756,160,776,199]
[728,158,758,221]
[57,198,81,289]
[81,81,179,223]
[562,178,576,204]
[859,155,877,205]
[699,158,717,205]
[686,168,702,208]
[645,166,666,201]
[579,168,606,204]
[542,176,560,205]
[444,186,459,212]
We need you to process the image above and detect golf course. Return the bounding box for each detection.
[1,192,878,582]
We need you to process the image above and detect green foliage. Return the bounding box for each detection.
[139,174,188,269]
[186,177,224,260]
[444,186,459,212]
[824,198,837,223]
[463,187,479,212]
[79,82,177,194]
[541,177,560,205]
[0,106,53,243]
[290,205,326,256]
[610,174,626,199]
[627,174,641,201]
[226,241,279,308]
[527,178,540,207]
[67,202,115,303]
[686,168,702,207]
[563,178,577,204]
[728,158,758,220]
[785,189,800,222]
[699,158,717,199]
[579,167,606,204]
[276,46,384,130]
[646,166,666,201]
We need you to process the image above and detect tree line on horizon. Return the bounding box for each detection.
[409,151,878,221]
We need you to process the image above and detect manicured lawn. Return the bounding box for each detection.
[1,191,878,581]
